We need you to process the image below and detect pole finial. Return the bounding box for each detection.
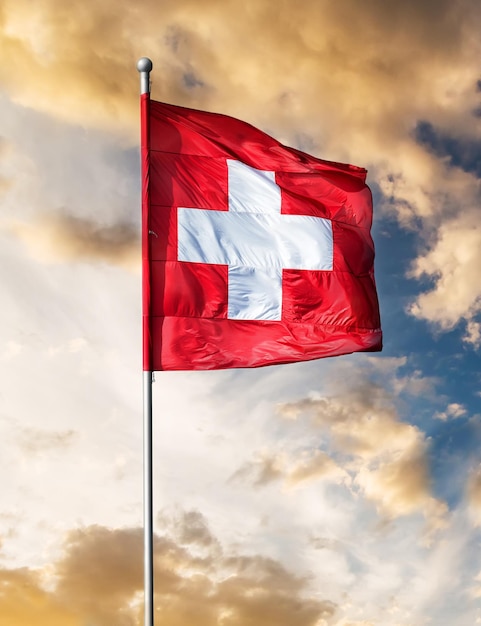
[137,57,153,95]
[137,57,153,73]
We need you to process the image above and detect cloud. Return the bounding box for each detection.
[161,509,221,550]
[230,452,284,487]
[1,0,480,152]
[0,136,13,194]
[408,213,481,345]
[466,464,481,526]
[277,382,448,534]
[286,449,346,487]
[391,368,440,398]
[231,449,346,489]
[0,569,79,626]
[0,518,337,626]
[16,427,77,455]
[280,385,418,459]
[8,212,139,268]
[2,0,481,336]
[434,402,467,421]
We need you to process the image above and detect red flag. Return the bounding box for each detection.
[141,97,382,370]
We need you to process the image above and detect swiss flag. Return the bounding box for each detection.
[141,98,382,370]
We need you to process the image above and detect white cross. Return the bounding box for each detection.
[177,160,333,321]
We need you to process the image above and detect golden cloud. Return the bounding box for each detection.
[1,0,480,149]
[277,382,448,532]
[286,449,345,487]
[466,464,481,526]
[0,518,337,626]
[8,212,139,269]
[1,0,481,327]
[231,449,346,489]
[280,386,419,459]
[0,569,79,626]
[0,136,14,195]
[230,452,285,487]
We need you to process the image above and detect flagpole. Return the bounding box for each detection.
[137,56,154,626]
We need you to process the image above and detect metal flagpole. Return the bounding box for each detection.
[142,368,154,626]
[137,56,154,626]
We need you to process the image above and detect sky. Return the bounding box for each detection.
[1,0,481,624]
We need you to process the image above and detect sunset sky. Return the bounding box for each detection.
[1,1,481,624]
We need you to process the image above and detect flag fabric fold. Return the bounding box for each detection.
[142,97,382,370]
